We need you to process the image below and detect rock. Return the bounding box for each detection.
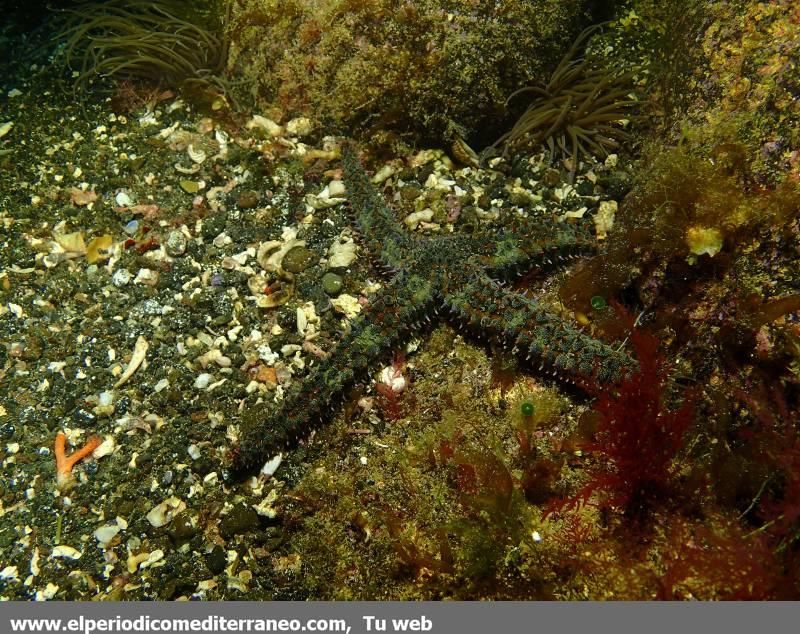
[206,545,227,575]
[282,246,317,273]
[219,503,260,539]
[168,513,197,542]
[321,272,343,296]
[237,190,259,209]
[165,230,187,257]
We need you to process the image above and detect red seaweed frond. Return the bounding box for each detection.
[548,328,695,517]
[658,518,779,600]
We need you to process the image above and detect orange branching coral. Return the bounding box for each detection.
[55,431,102,491]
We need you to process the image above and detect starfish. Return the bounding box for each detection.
[230,145,635,475]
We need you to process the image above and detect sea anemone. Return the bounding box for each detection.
[57,0,231,105]
[488,23,638,176]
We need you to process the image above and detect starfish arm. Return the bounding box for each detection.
[445,273,636,382]
[342,144,411,270]
[480,218,595,280]
[231,273,438,475]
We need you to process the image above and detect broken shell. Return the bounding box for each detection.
[371,163,396,185]
[114,336,148,388]
[70,188,98,206]
[594,200,617,240]
[327,237,357,268]
[187,144,207,164]
[255,286,293,308]
[92,436,116,459]
[256,236,306,273]
[330,294,362,319]
[145,496,186,528]
[246,115,284,137]
[134,268,159,286]
[53,230,87,256]
[51,545,82,560]
[260,454,282,478]
[404,209,434,230]
[248,273,295,308]
[86,234,113,264]
[94,524,121,548]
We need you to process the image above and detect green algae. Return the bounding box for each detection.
[225,0,598,147]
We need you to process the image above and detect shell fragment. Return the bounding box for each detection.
[114,336,148,388]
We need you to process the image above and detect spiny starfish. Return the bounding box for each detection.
[230,145,635,475]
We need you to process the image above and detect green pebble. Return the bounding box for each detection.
[521,401,535,417]
[400,185,422,201]
[237,190,259,209]
[590,295,607,310]
[179,180,200,194]
[322,272,343,296]
[282,246,316,273]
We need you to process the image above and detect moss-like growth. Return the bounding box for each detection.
[225,0,595,147]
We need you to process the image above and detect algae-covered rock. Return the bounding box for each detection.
[226,0,595,146]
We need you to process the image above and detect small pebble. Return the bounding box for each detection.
[282,246,316,274]
[219,503,260,539]
[206,545,227,575]
[165,230,187,257]
[123,220,139,236]
[321,272,343,296]
[237,190,259,209]
[112,269,132,287]
[115,191,134,207]
[180,180,200,194]
[194,373,212,389]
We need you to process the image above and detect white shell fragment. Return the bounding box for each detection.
[0,566,19,582]
[330,294,362,319]
[187,144,207,164]
[260,453,283,478]
[145,496,186,528]
[306,181,347,210]
[92,436,116,459]
[371,163,396,185]
[404,209,434,230]
[114,336,148,388]
[246,115,284,137]
[379,365,407,394]
[94,524,121,548]
[327,236,357,268]
[51,545,82,560]
[253,489,279,519]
